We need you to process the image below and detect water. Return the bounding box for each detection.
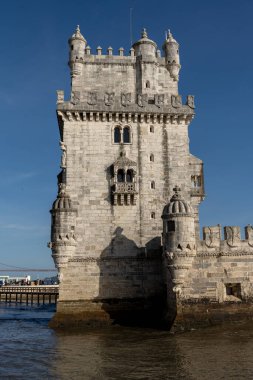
[1,304,253,379]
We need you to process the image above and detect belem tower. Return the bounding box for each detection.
[49,26,253,330]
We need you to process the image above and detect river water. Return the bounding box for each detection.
[1,304,253,379]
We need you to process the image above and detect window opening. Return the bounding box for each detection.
[150,125,154,133]
[114,127,121,143]
[123,126,130,143]
[151,181,155,189]
[225,283,242,299]
[151,212,155,219]
[126,169,133,183]
[117,169,125,182]
[146,80,150,88]
[167,221,175,232]
[150,154,154,162]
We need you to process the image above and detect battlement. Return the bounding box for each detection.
[56,90,195,116]
[69,46,164,62]
[200,225,253,251]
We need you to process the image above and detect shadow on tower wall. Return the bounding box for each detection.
[95,226,176,329]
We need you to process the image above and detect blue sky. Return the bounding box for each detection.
[0,0,253,269]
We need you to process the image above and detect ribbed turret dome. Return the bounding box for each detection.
[69,25,86,43]
[132,28,157,49]
[52,193,73,211]
[163,186,192,216]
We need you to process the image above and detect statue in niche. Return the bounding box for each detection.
[187,95,195,109]
[71,91,81,105]
[224,226,241,247]
[171,95,182,108]
[87,92,97,105]
[104,92,115,106]
[121,93,131,107]
[137,94,148,107]
[155,94,165,108]
[60,141,67,168]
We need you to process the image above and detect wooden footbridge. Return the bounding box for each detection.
[0,285,59,305]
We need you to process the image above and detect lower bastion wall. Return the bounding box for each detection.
[51,225,253,330]
[168,225,253,330]
[51,256,165,328]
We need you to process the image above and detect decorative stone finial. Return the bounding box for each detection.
[166,29,177,44]
[107,47,113,56]
[70,25,86,43]
[142,28,148,38]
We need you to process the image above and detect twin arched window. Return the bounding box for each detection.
[117,169,133,183]
[114,126,131,144]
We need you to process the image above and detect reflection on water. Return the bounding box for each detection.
[1,304,253,379]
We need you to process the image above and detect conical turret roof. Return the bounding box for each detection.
[69,25,86,43]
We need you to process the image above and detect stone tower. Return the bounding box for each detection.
[49,26,205,327]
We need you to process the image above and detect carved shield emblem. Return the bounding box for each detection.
[137,94,148,107]
[203,226,221,248]
[71,91,81,105]
[224,226,241,247]
[155,94,164,108]
[121,92,131,107]
[171,95,182,108]
[245,225,253,247]
[187,95,195,109]
[104,92,115,106]
[87,92,97,105]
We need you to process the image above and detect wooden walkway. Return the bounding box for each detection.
[0,285,59,305]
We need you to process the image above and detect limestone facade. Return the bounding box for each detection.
[49,26,253,329]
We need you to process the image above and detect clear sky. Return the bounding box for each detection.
[0,0,253,269]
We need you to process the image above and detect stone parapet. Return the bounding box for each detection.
[199,225,253,253]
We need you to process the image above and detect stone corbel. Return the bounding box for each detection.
[66,111,73,121]
[74,112,81,121]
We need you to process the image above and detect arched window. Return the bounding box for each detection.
[146,80,150,88]
[123,126,130,143]
[117,169,125,182]
[150,125,154,133]
[114,127,121,143]
[151,181,155,189]
[150,154,154,162]
[151,212,156,219]
[126,169,133,182]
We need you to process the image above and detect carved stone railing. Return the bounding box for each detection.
[114,183,136,193]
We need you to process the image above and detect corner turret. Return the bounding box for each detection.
[68,25,87,77]
[163,30,181,81]
[132,28,157,59]
[162,186,196,290]
[49,186,78,281]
